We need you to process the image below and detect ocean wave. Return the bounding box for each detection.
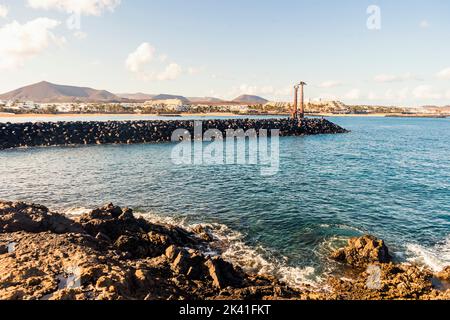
[406,236,450,272]
[63,207,91,216]
[138,211,322,289]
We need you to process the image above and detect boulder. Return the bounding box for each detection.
[436,266,450,281]
[77,204,202,250]
[77,205,152,241]
[191,225,215,242]
[331,235,391,267]
[205,257,245,289]
[169,248,208,280]
[0,201,82,234]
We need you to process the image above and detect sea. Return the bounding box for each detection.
[1,115,449,288]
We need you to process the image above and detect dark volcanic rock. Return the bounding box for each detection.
[1,200,305,300]
[1,201,449,300]
[205,256,246,289]
[331,235,391,267]
[0,201,82,234]
[327,262,436,300]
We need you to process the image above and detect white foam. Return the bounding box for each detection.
[139,211,321,288]
[63,207,90,216]
[406,236,450,272]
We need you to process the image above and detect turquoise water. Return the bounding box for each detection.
[1,116,449,285]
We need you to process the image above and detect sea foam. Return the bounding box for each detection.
[406,236,450,272]
[138,211,322,289]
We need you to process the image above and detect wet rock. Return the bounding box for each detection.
[331,235,391,267]
[192,225,215,242]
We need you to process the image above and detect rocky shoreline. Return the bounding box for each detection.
[1,201,449,300]
[0,118,348,150]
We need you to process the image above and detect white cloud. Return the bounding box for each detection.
[446,90,450,99]
[125,43,185,81]
[311,93,338,102]
[0,18,62,70]
[385,87,409,101]
[412,85,442,100]
[367,91,378,100]
[419,20,429,28]
[274,85,292,96]
[0,4,8,18]
[344,88,360,100]
[74,31,87,39]
[27,0,121,16]
[374,72,416,83]
[241,84,274,95]
[436,67,450,80]
[227,84,294,100]
[156,63,182,81]
[125,42,155,73]
[187,66,203,75]
[158,54,168,62]
[318,80,342,88]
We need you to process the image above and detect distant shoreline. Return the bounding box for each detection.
[0,112,240,118]
[0,112,448,119]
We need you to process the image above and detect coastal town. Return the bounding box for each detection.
[1,81,449,117]
[1,97,449,117]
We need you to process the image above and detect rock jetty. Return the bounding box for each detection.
[1,201,448,300]
[0,118,348,150]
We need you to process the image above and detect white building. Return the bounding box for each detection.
[264,101,291,109]
[12,101,39,110]
[228,105,251,113]
[144,99,189,112]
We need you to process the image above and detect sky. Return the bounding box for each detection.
[0,0,450,106]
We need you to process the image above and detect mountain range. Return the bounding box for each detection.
[232,95,269,104]
[0,81,269,105]
[0,81,122,103]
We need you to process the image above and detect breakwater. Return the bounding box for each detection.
[0,118,348,150]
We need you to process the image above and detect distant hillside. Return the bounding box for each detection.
[233,95,268,105]
[188,97,226,104]
[152,94,190,104]
[117,93,155,101]
[0,81,122,103]
[421,105,450,113]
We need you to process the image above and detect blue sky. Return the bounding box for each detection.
[0,0,450,106]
